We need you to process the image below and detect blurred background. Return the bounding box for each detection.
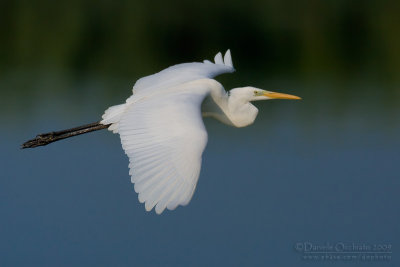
[1,0,399,266]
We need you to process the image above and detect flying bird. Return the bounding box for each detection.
[22,50,301,214]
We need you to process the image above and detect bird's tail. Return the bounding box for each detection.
[21,121,110,149]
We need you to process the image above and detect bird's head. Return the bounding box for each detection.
[226,87,301,127]
[229,87,301,102]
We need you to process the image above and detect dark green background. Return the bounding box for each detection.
[1,1,399,266]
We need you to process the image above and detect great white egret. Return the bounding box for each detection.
[22,50,301,214]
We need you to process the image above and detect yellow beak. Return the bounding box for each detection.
[263,91,301,100]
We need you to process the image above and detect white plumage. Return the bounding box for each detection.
[101,50,300,214]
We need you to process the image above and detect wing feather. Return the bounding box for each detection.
[214,52,224,64]
[102,50,235,127]
[115,81,211,214]
[126,50,234,100]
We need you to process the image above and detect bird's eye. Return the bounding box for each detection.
[254,90,258,95]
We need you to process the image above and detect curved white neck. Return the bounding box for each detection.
[226,92,258,127]
[203,81,259,128]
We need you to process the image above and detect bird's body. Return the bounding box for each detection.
[22,50,300,214]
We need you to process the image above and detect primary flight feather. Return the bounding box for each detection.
[22,50,301,214]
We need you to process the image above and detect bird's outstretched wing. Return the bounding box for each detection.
[127,50,234,100]
[117,81,211,214]
[102,50,234,126]
[101,50,233,213]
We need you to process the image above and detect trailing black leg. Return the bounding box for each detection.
[21,121,110,149]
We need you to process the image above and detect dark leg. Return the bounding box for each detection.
[21,121,111,149]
